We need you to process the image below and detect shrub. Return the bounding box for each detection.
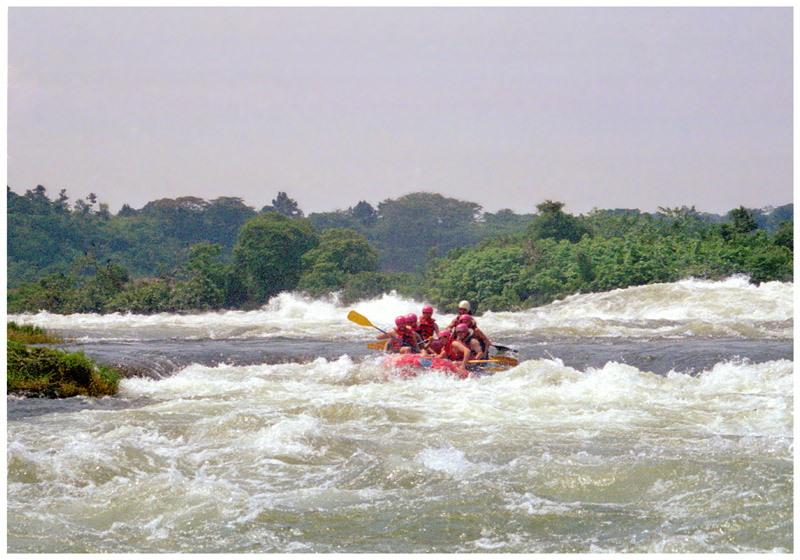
[7,339,121,398]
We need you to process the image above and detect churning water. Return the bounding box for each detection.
[6,277,794,552]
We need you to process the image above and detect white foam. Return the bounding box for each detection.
[8,277,794,341]
[415,446,481,477]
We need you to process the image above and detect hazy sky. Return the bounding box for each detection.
[7,7,793,216]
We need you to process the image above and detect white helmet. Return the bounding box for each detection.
[458,300,471,311]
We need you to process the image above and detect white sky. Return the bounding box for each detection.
[6,6,794,216]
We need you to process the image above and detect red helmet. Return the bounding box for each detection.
[422,305,433,315]
[438,329,452,339]
[395,315,405,326]
[458,314,474,326]
[406,313,418,325]
[430,340,443,351]
[455,323,470,333]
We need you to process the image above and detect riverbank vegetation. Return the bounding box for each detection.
[7,186,793,315]
[7,321,60,344]
[7,322,121,397]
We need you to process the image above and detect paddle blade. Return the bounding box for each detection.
[367,341,386,350]
[347,310,374,328]
[468,356,519,366]
[490,356,519,366]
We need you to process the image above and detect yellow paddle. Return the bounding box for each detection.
[480,356,519,366]
[347,310,376,328]
[468,357,518,366]
[348,310,417,351]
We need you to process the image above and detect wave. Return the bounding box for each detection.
[7,277,793,341]
[116,355,793,440]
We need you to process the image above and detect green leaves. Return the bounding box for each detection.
[528,200,591,243]
[231,213,318,307]
[421,203,794,312]
[297,229,384,303]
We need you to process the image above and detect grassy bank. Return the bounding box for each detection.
[7,322,121,398]
[7,321,61,344]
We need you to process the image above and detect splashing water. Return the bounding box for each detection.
[7,278,794,552]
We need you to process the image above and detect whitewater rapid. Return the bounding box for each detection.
[6,277,794,553]
[8,276,793,341]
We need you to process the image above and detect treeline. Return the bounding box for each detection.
[8,214,389,314]
[7,185,793,314]
[420,202,793,312]
[7,187,535,289]
[8,186,260,287]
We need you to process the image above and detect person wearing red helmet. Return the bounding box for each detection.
[376,315,421,353]
[456,313,491,360]
[444,300,492,359]
[417,305,439,343]
[433,327,471,373]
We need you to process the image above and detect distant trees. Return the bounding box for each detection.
[372,192,483,272]
[297,228,388,303]
[230,213,318,307]
[420,202,794,311]
[728,206,759,235]
[7,188,259,289]
[6,185,794,314]
[528,200,591,243]
[262,191,304,217]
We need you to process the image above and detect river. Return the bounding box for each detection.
[6,276,793,552]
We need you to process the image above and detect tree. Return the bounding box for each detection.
[301,228,379,275]
[773,221,793,250]
[140,196,209,243]
[373,192,482,272]
[203,197,257,249]
[728,206,758,235]
[172,243,227,310]
[481,209,535,237]
[54,189,70,213]
[73,199,91,214]
[117,204,137,217]
[308,210,357,232]
[528,200,590,243]
[263,191,303,217]
[426,244,528,312]
[656,206,708,236]
[350,200,377,224]
[230,213,318,306]
[297,228,380,297]
[25,185,49,204]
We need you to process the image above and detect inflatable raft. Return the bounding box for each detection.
[382,353,471,379]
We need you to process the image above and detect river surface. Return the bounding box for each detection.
[6,277,794,552]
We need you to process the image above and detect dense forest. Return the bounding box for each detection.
[7,185,793,314]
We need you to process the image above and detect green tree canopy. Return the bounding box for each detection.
[374,192,482,272]
[301,228,379,275]
[230,213,318,307]
[728,206,759,235]
[263,191,304,217]
[528,200,590,243]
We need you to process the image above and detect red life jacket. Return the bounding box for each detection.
[390,327,417,351]
[441,337,454,359]
[418,316,437,340]
[444,337,467,361]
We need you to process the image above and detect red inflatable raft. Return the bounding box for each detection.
[382,353,471,379]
